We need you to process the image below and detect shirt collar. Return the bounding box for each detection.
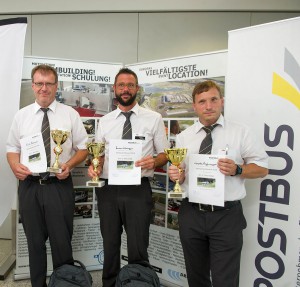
[34,100,57,114]
[194,114,225,133]
[115,103,139,119]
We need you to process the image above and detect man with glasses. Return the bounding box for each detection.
[6,64,88,287]
[88,67,169,287]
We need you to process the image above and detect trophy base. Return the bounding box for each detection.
[168,191,186,199]
[47,167,62,173]
[86,180,105,187]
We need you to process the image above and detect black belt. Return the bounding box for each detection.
[27,175,60,185]
[190,200,240,212]
[103,177,149,184]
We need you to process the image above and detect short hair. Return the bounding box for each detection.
[114,67,138,85]
[31,64,58,83]
[192,80,223,102]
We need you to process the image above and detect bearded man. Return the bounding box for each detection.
[88,68,169,287]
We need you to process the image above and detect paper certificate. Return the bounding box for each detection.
[20,133,47,173]
[188,154,225,206]
[108,139,142,185]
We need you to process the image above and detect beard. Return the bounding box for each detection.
[115,92,137,106]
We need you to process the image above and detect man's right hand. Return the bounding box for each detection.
[168,164,183,182]
[87,164,102,179]
[12,163,32,180]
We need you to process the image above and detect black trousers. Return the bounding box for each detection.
[178,199,247,287]
[96,178,153,287]
[18,176,75,287]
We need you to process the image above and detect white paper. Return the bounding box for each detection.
[20,133,47,173]
[108,139,142,185]
[188,154,225,206]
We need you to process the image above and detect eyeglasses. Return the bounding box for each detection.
[33,82,57,88]
[116,83,137,90]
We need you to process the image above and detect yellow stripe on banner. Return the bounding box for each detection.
[272,72,300,110]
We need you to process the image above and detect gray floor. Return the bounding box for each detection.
[0,239,103,286]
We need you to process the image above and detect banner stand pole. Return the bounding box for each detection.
[0,210,16,280]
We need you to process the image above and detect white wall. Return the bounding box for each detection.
[1,12,300,65]
[1,0,300,13]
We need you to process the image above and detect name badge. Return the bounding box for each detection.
[134,133,146,140]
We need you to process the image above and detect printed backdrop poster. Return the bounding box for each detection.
[226,17,300,286]
[15,52,227,286]
[127,51,227,287]
[15,57,122,279]
[0,18,27,227]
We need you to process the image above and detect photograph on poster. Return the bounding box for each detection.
[167,212,179,230]
[137,78,224,118]
[170,119,181,137]
[169,119,195,147]
[151,192,166,227]
[163,120,168,140]
[74,204,93,219]
[168,178,175,191]
[168,198,182,213]
[74,189,88,203]
[150,174,167,191]
[74,187,93,202]
[94,204,99,219]
[154,158,167,174]
[20,80,113,117]
[82,118,96,136]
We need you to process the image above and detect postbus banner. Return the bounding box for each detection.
[226,17,300,287]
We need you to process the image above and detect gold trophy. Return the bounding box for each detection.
[165,148,187,198]
[48,130,70,173]
[48,129,70,173]
[86,142,105,187]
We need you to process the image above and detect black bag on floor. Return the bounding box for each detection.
[48,259,93,287]
[115,261,160,287]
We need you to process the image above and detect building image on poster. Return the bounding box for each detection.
[137,78,225,118]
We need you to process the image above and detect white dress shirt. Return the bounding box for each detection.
[96,103,169,178]
[6,101,88,165]
[176,115,268,201]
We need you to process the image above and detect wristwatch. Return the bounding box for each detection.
[234,164,243,176]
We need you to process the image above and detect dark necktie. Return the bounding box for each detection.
[199,124,218,154]
[121,111,133,140]
[41,108,51,173]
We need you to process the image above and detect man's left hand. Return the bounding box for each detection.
[56,163,70,179]
[217,158,237,176]
[135,155,155,170]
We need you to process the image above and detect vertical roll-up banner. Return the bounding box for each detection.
[127,51,227,287]
[0,18,27,227]
[15,57,123,279]
[226,17,300,286]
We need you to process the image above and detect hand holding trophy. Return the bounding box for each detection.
[48,129,70,173]
[165,148,187,198]
[86,142,105,187]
